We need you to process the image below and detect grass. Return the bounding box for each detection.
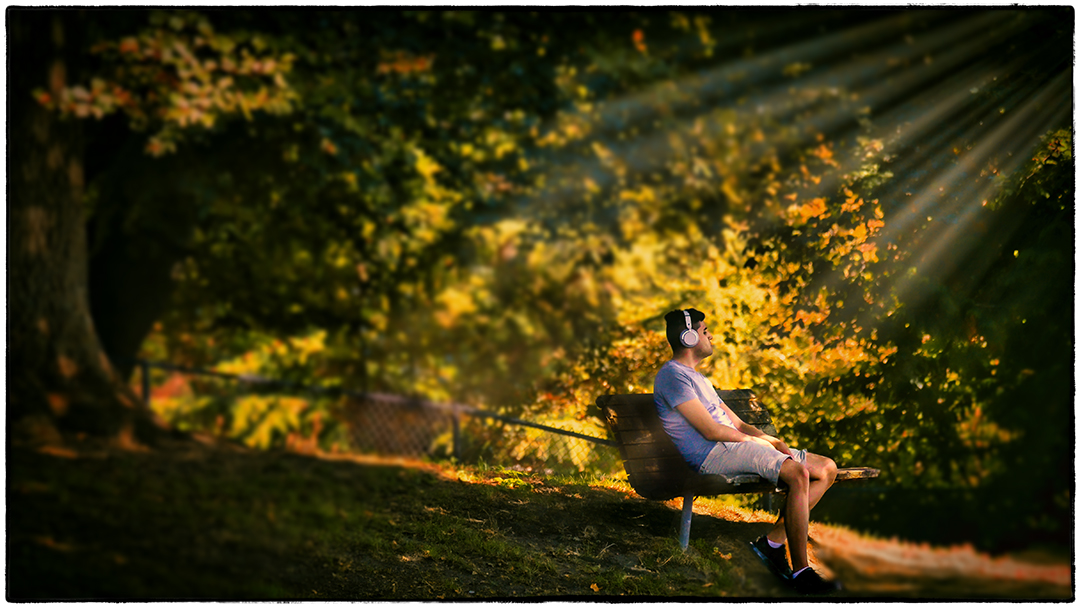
[9,441,763,600]
[9,440,1072,600]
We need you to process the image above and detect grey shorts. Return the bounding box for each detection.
[698,441,807,486]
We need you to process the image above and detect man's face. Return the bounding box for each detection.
[695,322,714,357]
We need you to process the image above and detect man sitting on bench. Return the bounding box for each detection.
[653,308,841,595]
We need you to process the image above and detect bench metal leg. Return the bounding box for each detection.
[678,491,694,550]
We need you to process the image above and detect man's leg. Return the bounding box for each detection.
[805,452,839,509]
[766,453,837,546]
[775,458,810,571]
[751,453,842,593]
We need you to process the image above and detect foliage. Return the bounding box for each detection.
[37,10,297,155]
[740,122,1072,551]
[144,330,352,453]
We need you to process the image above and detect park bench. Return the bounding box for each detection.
[597,389,879,549]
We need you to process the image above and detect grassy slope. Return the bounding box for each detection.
[8,442,1072,600]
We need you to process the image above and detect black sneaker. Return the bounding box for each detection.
[748,535,793,580]
[791,568,841,595]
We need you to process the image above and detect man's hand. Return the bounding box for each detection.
[749,435,792,455]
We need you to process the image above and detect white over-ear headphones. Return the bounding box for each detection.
[679,310,699,348]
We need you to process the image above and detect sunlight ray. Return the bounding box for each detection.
[776,49,1068,261]
[520,12,949,209]
[875,70,1069,249]
[739,23,1049,210]
[724,13,1021,164]
[520,11,1045,226]
[815,70,1070,326]
[588,11,946,140]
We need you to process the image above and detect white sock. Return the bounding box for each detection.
[767,538,784,549]
[793,567,810,578]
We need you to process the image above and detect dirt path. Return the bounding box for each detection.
[810,524,1072,599]
[684,499,1072,600]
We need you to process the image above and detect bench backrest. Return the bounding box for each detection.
[596,389,777,500]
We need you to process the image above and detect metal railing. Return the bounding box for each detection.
[135,359,618,473]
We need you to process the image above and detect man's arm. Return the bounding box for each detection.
[720,403,777,438]
[721,402,793,455]
[675,398,789,453]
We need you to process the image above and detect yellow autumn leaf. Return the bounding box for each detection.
[858,242,879,263]
[412,147,441,180]
[851,223,868,243]
[841,193,863,213]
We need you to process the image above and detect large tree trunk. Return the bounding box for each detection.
[8,10,165,447]
[87,128,198,381]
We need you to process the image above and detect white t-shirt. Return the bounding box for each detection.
[653,360,734,469]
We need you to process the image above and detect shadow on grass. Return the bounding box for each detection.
[8,441,1071,600]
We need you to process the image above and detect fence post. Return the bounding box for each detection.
[140,359,151,407]
[451,404,461,461]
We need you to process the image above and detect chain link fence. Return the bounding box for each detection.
[137,360,623,476]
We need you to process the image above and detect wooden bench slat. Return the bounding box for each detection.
[691,474,770,495]
[624,456,691,474]
[835,467,879,481]
[717,389,765,401]
[606,416,662,432]
[613,432,674,447]
[621,442,682,460]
